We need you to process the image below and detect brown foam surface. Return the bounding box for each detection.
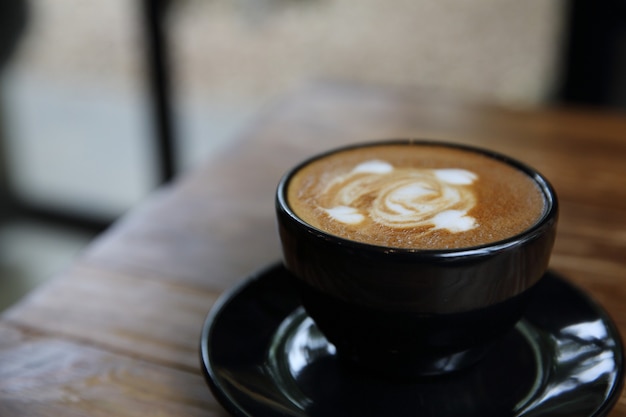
[287,143,546,249]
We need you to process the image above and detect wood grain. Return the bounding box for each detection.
[4,263,220,371]
[0,323,225,417]
[2,81,625,416]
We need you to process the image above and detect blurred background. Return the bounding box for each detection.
[1,0,626,310]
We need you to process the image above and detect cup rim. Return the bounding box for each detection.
[276,139,558,259]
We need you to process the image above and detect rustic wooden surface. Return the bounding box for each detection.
[2,82,626,415]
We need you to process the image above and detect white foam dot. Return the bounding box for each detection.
[431,210,477,232]
[325,206,365,224]
[434,169,477,185]
[351,160,394,175]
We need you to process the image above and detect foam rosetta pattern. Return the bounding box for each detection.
[322,160,479,233]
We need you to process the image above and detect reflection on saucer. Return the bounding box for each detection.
[201,263,624,417]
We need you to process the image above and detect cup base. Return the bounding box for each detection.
[298,280,535,378]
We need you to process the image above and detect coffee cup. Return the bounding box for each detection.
[275,140,558,378]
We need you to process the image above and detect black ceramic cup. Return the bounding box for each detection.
[276,140,558,378]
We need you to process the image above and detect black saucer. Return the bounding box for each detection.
[200,263,624,417]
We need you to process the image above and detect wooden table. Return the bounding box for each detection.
[1,82,625,416]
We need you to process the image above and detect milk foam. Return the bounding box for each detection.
[323,160,478,233]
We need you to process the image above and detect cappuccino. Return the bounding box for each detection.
[287,142,546,249]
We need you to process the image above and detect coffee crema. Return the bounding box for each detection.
[287,143,546,249]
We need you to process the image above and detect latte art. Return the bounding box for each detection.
[322,160,478,233]
[286,143,546,249]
